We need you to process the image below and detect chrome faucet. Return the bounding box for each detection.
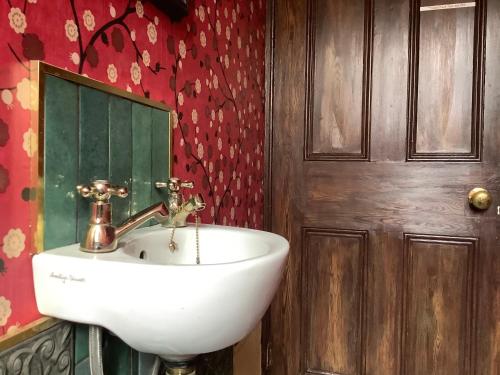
[77,178,205,253]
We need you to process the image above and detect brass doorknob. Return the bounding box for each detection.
[468,188,492,210]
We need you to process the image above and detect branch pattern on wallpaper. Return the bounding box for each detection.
[171,0,259,220]
[0,0,265,335]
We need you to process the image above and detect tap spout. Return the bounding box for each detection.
[161,194,206,228]
[115,202,169,239]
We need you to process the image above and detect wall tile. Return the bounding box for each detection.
[103,332,133,375]
[131,103,153,216]
[75,323,89,364]
[151,108,170,205]
[109,97,133,225]
[77,87,110,242]
[43,76,79,250]
[75,358,91,375]
[0,322,73,374]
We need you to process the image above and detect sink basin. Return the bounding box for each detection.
[32,224,289,361]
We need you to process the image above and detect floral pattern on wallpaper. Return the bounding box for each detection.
[0,0,265,336]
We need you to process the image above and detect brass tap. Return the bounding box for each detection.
[77,178,205,253]
[155,177,206,228]
[77,180,169,253]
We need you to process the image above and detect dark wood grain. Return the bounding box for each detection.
[483,0,500,164]
[261,0,275,370]
[371,0,409,162]
[265,0,499,374]
[268,0,307,374]
[303,229,368,375]
[417,8,474,153]
[365,231,403,375]
[305,0,373,160]
[402,235,478,375]
[407,0,486,161]
[475,220,500,375]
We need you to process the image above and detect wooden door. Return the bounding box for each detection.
[266,0,500,374]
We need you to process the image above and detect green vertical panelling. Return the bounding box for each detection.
[44,76,78,250]
[109,97,132,225]
[151,108,170,206]
[131,103,152,216]
[77,87,110,242]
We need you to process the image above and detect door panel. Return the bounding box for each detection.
[402,235,478,375]
[408,0,485,160]
[306,0,372,159]
[303,229,368,375]
[267,0,499,374]
[416,7,475,154]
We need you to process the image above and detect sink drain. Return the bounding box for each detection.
[164,365,195,375]
[164,361,195,375]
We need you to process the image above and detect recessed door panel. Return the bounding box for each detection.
[305,0,372,160]
[402,234,477,374]
[304,229,368,375]
[407,0,485,160]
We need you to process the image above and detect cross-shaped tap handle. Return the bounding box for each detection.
[77,180,128,202]
[155,177,194,192]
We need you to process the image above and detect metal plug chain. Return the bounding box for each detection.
[168,225,177,252]
[195,213,200,265]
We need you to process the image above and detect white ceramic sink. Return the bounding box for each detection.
[32,224,288,361]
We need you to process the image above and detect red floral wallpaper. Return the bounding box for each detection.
[0,0,265,336]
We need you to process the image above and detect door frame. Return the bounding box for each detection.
[262,0,276,372]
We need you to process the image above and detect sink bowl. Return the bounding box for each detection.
[32,224,289,361]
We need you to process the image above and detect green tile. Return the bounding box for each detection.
[109,97,132,225]
[151,109,170,209]
[136,352,159,375]
[44,75,78,250]
[75,326,137,375]
[131,104,152,217]
[74,324,89,363]
[131,349,140,375]
[75,357,91,375]
[103,333,133,375]
[77,87,110,242]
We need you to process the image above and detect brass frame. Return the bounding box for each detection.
[0,317,60,352]
[0,61,172,351]
[30,61,172,253]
